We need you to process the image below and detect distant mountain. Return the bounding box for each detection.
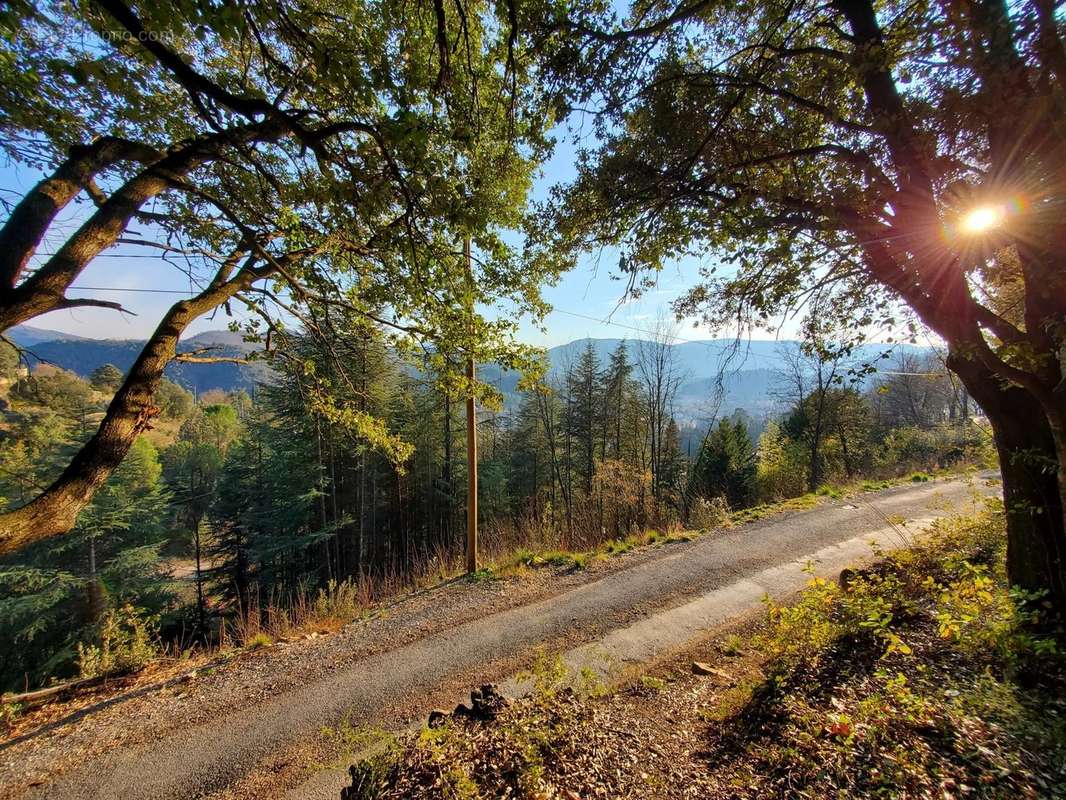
[538,337,930,420]
[5,329,931,417]
[10,330,265,395]
[182,329,252,348]
[7,325,92,347]
[546,337,925,378]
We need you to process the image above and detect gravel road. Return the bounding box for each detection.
[1,474,997,800]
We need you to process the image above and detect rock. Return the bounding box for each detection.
[452,702,475,718]
[469,684,509,720]
[433,684,510,727]
[691,662,728,678]
[427,709,450,728]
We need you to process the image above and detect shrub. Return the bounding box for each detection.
[312,579,364,623]
[76,604,159,679]
[244,631,273,649]
[0,701,22,730]
[687,496,731,531]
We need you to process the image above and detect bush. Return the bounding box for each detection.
[754,421,808,502]
[875,423,994,475]
[687,496,731,531]
[76,604,159,679]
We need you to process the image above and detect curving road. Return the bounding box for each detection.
[5,474,997,800]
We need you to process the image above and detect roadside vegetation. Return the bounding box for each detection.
[0,337,990,696]
[343,504,1066,799]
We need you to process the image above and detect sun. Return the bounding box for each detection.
[960,205,1005,234]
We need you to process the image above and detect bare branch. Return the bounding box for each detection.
[54,297,137,316]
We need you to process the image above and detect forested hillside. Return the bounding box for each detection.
[8,327,266,395]
[8,324,933,420]
[3,0,1066,796]
[0,326,989,691]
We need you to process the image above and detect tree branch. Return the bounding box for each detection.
[53,297,137,316]
[0,119,291,334]
[0,136,161,289]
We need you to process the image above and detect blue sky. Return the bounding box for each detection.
[3,129,789,347]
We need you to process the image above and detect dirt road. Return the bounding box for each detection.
[0,474,996,800]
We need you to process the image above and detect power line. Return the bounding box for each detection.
[70,285,197,294]
[61,283,929,372]
[33,252,207,258]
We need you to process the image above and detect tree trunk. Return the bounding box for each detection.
[949,355,1066,618]
[0,254,271,555]
[86,536,104,625]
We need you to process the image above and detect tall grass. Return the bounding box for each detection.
[221,501,686,648]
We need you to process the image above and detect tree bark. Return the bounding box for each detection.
[0,253,273,555]
[949,355,1066,618]
[0,137,160,289]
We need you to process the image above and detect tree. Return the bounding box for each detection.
[869,353,955,430]
[546,0,1066,613]
[156,379,195,419]
[90,364,124,393]
[755,420,806,502]
[601,341,636,461]
[690,418,756,510]
[774,331,862,492]
[636,319,687,502]
[564,342,602,496]
[0,0,564,554]
[208,423,320,613]
[0,436,172,689]
[0,339,18,382]
[162,406,238,634]
[11,369,98,436]
[74,436,169,623]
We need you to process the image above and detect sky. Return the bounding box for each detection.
[2,126,791,349]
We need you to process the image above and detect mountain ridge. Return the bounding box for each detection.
[6,326,929,416]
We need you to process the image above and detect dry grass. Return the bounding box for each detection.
[342,505,1066,800]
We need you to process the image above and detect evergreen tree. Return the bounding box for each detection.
[601,341,638,461]
[690,419,757,510]
[0,436,172,689]
[89,364,124,393]
[564,342,601,496]
[208,411,324,611]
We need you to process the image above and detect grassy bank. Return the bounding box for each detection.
[343,502,1066,799]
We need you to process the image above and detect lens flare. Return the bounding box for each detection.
[960,205,1005,233]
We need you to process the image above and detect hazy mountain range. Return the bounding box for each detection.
[7,325,929,420]
[8,326,264,396]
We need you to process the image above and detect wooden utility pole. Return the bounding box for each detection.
[464,234,478,573]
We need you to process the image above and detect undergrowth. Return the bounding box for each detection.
[707,500,1065,798]
[342,502,1066,799]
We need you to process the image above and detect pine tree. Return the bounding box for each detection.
[690,419,757,510]
[601,341,636,461]
[564,342,601,496]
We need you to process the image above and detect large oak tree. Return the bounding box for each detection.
[541,0,1066,614]
[0,0,562,553]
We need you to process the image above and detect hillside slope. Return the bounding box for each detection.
[0,475,996,800]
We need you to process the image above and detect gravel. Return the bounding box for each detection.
[0,473,997,800]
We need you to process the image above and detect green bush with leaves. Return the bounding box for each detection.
[76,604,159,680]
